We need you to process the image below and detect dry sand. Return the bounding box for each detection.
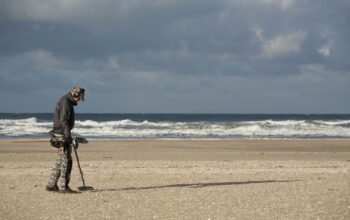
[0,140,349,219]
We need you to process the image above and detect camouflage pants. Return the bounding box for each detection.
[47,143,73,189]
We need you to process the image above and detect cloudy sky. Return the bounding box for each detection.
[0,0,349,113]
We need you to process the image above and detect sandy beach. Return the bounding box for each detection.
[0,140,349,219]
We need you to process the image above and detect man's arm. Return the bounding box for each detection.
[60,99,73,144]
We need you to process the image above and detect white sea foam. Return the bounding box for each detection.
[0,117,52,136]
[1,117,350,139]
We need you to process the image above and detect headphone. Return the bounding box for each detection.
[71,87,85,100]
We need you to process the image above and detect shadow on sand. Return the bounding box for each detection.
[88,180,299,193]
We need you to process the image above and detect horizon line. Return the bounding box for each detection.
[1,112,349,115]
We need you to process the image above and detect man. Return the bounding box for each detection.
[46,87,85,193]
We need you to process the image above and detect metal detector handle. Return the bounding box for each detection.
[73,147,86,187]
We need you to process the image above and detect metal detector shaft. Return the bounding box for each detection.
[73,147,86,187]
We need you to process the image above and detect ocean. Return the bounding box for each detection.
[0,113,350,140]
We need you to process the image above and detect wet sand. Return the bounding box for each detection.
[0,140,349,219]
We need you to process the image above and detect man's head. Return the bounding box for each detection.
[70,87,85,102]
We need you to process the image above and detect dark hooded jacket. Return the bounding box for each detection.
[53,93,77,143]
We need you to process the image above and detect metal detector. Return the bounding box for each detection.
[72,137,94,191]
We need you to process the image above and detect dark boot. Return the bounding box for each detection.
[46,185,59,192]
[60,186,78,194]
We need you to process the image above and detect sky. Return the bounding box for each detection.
[0,0,349,113]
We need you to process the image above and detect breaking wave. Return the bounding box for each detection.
[1,117,350,140]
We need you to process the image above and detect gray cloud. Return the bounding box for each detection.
[0,0,349,113]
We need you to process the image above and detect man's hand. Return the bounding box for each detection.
[72,139,79,149]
